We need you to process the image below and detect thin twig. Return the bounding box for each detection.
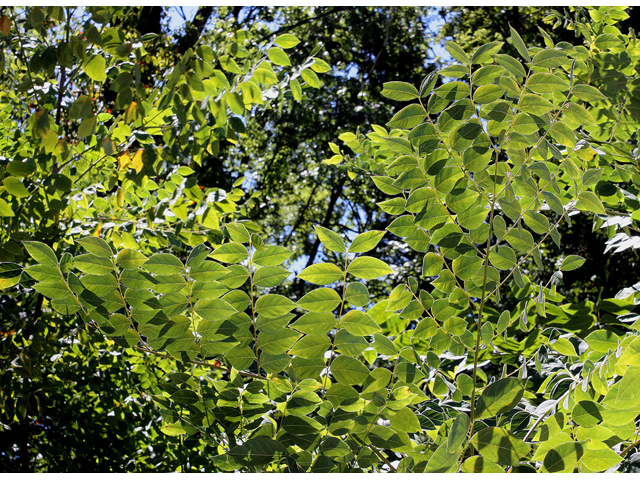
[133,345,268,380]
[369,444,397,472]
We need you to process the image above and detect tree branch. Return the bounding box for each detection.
[175,6,214,55]
[257,6,347,44]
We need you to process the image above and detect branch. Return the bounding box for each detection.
[257,6,347,44]
[369,444,397,472]
[283,180,322,247]
[359,7,395,94]
[134,346,268,380]
[175,6,214,55]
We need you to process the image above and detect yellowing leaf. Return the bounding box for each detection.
[131,149,144,173]
[118,152,131,171]
[125,100,137,123]
[0,15,11,36]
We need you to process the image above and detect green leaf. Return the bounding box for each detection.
[438,99,474,132]
[253,266,291,287]
[447,412,470,453]
[560,255,585,271]
[258,329,301,355]
[74,254,113,275]
[275,33,300,49]
[81,273,118,296]
[580,442,622,472]
[347,256,393,280]
[382,136,414,155]
[519,94,554,116]
[576,191,605,215]
[345,282,369,307]
[474,84,503,104]
[424,442,459,473]
[195,299,237,321]
[78,115,97,138]
[349,230,385,254]
[211,243,249,264]
[116,249,148,270]
[563,103,596,126]
[475,378,525,419]
[440,64,468,78]
[494,54,527,77]
[300,68,321,88]
[310,58,330,73]
[381,81,420,101]
[471,41,503,64]
[532,49,568,68]
[23,241,58,267]
[449,120,482,152]
[594,33,624,50]
[472,65,505,86]
[523,211,550,235]
[31,110,50,139]
[505,228,534,253]
[572,84,607,102]
[497,310,511,334]
[470,427,530,465]
[266,47,291,66]
[585,330,619,353]
[331,355,369,385]
[0,262,24,289]
[458,205,489,229]
[226,222,250,243]
[340,310,381,336]
[445,41,469,64]
[373,333,397,356]
[434,81,469,101]
[170,389,199,405]
[527,73,569,93]
[3,176,30,198]
[572,401,603,428]
[387,104,427,129]
[77,237,113,258]
[253,245,293,266]
[226,437,286,466]
[541,441,586,473]
[393,168,426,189]
[542,191,565,215]
[405,187,436,213]
[460,456,505,473]
[297,263,343,285]
[335,329,367,356]
[83,54,107,82]
[452,255,483,281]
[512,113,539,135]
[315,226,346,253]
[289,335,331,359]
[33,280,73,300]
[387,154,418,174]
[143,253,184,275]
[0,198,14,217]
[68,94,92,120]
[291,312,336,335]
[189,260,229,282]
[390,407,421,433]
[615,365,640,401]
[372,176,402,195]
[255,294,296,318]
[549,121,576,148]
[298,288,341,313]
[509,25,531,63]
[489,246,517,270]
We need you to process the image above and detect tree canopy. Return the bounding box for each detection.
[1,5,640,473]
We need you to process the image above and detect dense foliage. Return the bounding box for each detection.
[1,5,640,473]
